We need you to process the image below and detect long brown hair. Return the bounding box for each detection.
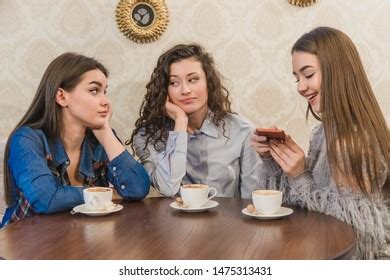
[3,52,108,205]
[127,43,234,156]
[292,26,389,195]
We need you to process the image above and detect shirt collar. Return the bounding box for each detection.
[197,112,219,139]
[48,137,68,167]
[48,136,95,178]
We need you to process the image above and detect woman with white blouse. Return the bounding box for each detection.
[128,43,260,198]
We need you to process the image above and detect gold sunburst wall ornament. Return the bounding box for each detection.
[116,0,169,43]
[288,0,317,7]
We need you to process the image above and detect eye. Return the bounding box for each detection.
[169,81,179,87]
[189,77,199,83]
[90,88,98,95]
[305,73,314,79]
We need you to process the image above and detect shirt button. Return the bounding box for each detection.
[112,166,117,171]
[121,184,126,190]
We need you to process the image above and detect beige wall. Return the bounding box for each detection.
[0,0,389,152]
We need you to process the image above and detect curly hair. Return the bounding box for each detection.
[127,43,234,156]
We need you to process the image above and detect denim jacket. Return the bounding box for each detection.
[1,126,150,227]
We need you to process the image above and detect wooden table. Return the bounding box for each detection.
[0,197,355,259]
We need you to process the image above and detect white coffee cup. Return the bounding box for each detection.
[180,184,217,208]
[252,189,282,215]
[83,187,113,210]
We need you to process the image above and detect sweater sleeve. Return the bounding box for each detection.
[283,123,390,259]
[287,172,390,259]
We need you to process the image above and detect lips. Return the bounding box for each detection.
[180,98,196,104]
[306,93,318,104]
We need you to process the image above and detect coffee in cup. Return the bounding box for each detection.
[180,184,217,208]
[252,189,282,215]
[83,187,113,210]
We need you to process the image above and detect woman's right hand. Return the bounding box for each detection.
[250,126,278,158]
[165,96,186,120]
[251,132,272,157]
[165,97,188,131]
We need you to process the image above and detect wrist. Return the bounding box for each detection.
[95,129,116,146]
[174,116,188,131]
[286,168,306,179]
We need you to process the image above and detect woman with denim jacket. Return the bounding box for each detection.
[1,53,150,227]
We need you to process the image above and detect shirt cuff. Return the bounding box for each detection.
[107,150,138,171]
[106,150,149,199]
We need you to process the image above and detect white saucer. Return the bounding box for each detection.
[71,203,123,216]
[170,200,219,212]
[241,206,293,220]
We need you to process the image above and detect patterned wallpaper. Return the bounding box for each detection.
[0,0,389,153]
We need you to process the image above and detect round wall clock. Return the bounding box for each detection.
[288,0,317,7]
[116,0,169,43]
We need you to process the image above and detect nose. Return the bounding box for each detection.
[297,80,308,95]
[101,94,110,108]
[181,82,192,95]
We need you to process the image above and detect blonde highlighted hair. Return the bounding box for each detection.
[292,26,389,195]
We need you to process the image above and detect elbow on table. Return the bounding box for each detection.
[156,186,179,197]
[32,201,61,215]
[35,208,57,215]
[122,180,151,201]
[135,182,151,200]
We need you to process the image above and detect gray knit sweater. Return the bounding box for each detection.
[259,124,390,259]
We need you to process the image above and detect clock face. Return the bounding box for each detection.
[132,3,155,28]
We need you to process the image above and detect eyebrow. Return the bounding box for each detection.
[89,81,102,86]
[292,65,314,75]
[88,81,108,89]
[169,72,198,78]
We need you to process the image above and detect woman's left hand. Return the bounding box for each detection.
[269,135,306,177]
[91,104,113,142]
[91,104,125,160]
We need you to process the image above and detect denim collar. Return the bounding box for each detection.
[48,136,95,178]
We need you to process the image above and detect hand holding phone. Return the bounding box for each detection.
[255,128,286,141]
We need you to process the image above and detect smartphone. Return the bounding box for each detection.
[255,128,286,141]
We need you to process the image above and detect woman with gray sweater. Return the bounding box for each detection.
[252,27,389,259]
